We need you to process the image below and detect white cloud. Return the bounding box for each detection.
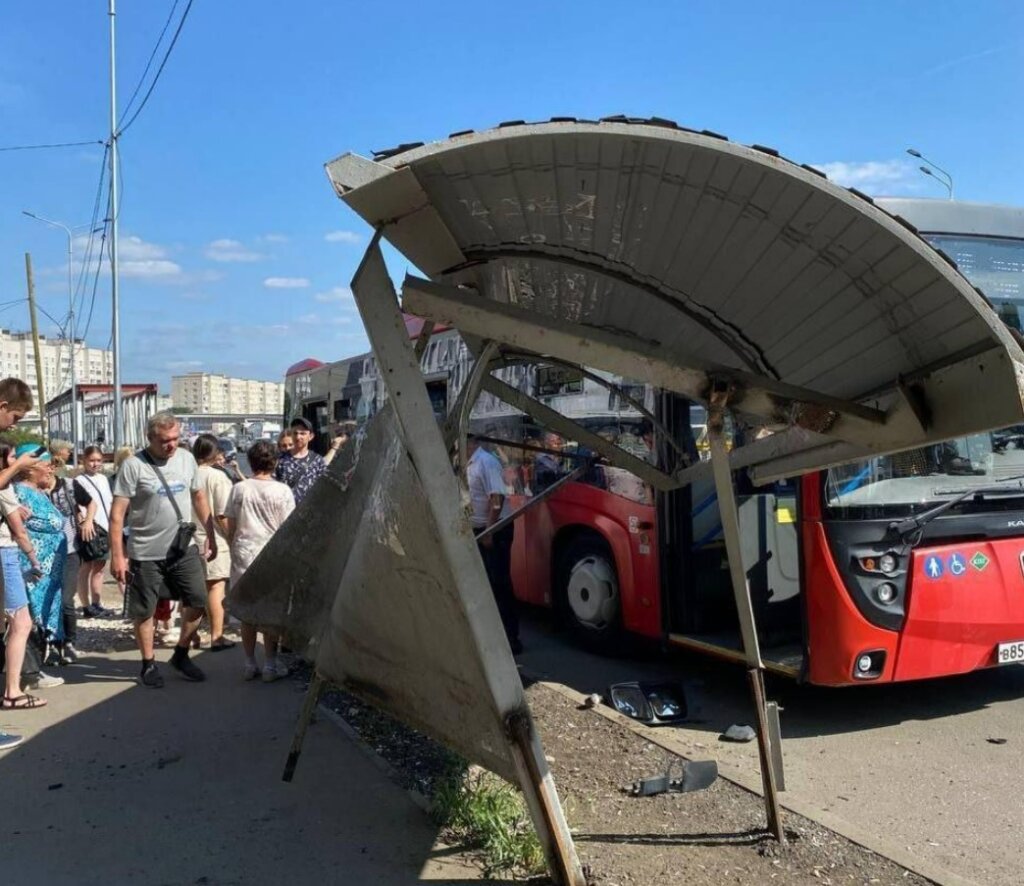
[325,230,363,244]
[296,312,352,327]
[205,238,265,263]
[69,233,183,280]
[120,235,170,261]
[121,259,183,278]
[259,233,289,243]
[313,286,353,303]
[810,159,920,195]
[263,277,310,289]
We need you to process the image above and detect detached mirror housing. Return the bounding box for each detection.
[607,681,688,726]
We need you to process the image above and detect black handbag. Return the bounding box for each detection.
[75,476,112,562]
[79,525,110,562]
[141,451,197,563]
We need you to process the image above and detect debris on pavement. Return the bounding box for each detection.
[310,663,931,885]
[630,759,719,796]
[719,723,757,743]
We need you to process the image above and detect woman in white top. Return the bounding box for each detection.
[74,445,115,618]
[192,435,235,650]
[225,439,294,681]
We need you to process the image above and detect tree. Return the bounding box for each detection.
[1,428,45,447]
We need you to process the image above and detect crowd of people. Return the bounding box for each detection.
[0,378,570,755]
[0,392,346,752]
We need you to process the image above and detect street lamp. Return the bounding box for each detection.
[21,210,101,464]
[906,148,954,200]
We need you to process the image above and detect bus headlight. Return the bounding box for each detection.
[879,553,898,575]
[874,582,898,605]
[856,654,874,674]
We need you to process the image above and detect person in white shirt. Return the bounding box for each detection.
[74,446,116,618]
[466,434,521,654]
[225,439,295,681]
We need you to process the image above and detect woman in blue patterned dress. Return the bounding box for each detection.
[14,446,67,648]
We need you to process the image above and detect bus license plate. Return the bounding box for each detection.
[996,641,1024,665]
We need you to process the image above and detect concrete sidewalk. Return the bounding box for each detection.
[0,643,494,885]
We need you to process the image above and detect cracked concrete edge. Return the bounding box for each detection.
[532,676,980,886]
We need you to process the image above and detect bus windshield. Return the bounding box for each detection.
[825,431,1024,513]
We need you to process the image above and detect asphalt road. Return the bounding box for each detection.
[516,613,1024,886]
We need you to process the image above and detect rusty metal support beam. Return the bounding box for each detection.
[481,373,680,492]
[707,382,785,843]
[401,275,888,434]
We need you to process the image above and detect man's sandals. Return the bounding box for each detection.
[2,694,48,710]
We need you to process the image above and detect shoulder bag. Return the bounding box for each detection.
[76,475,111,562]
[140,451,197,563]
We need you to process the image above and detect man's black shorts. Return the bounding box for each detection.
[127,546,208,620]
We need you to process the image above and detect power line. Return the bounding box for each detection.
[118,0,181,127]
[0,139,104,153]
[78,206,110,347]
[117,0,194,137]
[73,143,111,314]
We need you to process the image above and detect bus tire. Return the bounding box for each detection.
[555,532,624,654]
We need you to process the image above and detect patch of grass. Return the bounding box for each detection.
[431,762,546,878]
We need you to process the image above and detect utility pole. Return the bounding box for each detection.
[22,211,93,464]
[24,253,48,439]
[108,0,123,450]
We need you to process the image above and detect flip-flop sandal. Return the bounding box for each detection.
[2,694,48,710]
[210,639,237,652]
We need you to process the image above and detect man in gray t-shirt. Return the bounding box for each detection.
[110,413,217,688]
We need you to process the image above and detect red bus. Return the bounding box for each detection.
[507,198,1024,686]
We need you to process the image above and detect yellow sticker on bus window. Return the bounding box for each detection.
[776,507,795,524]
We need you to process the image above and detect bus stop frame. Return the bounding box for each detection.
[327,118,1024,882]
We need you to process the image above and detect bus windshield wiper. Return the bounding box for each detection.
[888,474,1024,544]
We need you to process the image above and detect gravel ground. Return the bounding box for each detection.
[306,662,931,885]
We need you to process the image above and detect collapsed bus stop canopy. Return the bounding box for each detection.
[326,118,1024,480]
[232,121,1024,885]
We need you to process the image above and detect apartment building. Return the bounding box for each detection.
[171,372,285,415]
[0,329,113,423]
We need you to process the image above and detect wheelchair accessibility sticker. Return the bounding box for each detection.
[947,553,967,577]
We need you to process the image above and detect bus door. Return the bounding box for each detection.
[657,396,805,676]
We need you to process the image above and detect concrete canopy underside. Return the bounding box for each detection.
[327,119,1024,478]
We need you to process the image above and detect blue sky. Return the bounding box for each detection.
[1,1,1021,391]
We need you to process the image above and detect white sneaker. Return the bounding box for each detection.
[23,671,65,690]
[261,663,283,683]
[0,732,23,751]
[243,662,259,681]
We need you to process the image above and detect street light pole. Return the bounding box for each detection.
[21,211,96,465]
[906,148,954,200]
[108,0,123,450]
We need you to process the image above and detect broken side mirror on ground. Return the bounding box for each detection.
[607,680,689,726]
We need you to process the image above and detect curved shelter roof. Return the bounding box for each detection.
[327,119,1024,477]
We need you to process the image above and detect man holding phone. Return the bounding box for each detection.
[109,412,218,688]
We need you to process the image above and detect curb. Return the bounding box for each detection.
[533,676,979,886]
[314,700,433,814]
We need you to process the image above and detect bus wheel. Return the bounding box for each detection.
[556,533,623,653]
